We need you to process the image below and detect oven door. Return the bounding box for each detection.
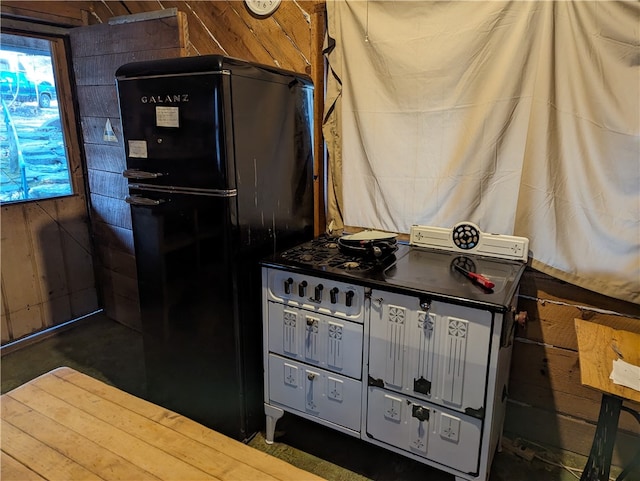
[366,386,482,473]
[368,289,493,416]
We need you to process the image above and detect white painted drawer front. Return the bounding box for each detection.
[268,302,363,379]
[366,387,481,474]
[268,354,362,432]
[368,290,492,414]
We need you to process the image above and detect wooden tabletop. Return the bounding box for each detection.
[1,367,326,481]
[574,318,640,403]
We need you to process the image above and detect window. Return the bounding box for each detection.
[0,32,72,203]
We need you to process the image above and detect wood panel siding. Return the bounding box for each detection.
[0,199,98,342]
[0,2,92,27]
[85,1,132,23]
[508,269,640,466]
[70,12,190,331]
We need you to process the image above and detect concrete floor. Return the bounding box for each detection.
[1,313,591,481]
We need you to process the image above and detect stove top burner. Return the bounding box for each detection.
[278,236,396,273]
[343,261,361,270]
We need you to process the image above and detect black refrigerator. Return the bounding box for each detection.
[115,55,314,441]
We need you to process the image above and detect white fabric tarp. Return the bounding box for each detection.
[323,0,639,304]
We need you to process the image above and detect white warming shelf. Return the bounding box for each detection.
[410,222,529,262]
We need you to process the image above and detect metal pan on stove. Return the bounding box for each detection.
[338,230,398,259]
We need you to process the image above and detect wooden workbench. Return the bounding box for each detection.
[1,367,326,481]
[575,319,640,404]
[574,319,640,481]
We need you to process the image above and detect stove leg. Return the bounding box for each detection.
[264,404,284,444]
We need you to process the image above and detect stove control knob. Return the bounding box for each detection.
[298,281,308,297]
[314,284,324,302]
[284,277,294,295]
[330,287,339,304]
[346,290,355,307]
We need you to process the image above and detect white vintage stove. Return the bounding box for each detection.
[261,222,528,481]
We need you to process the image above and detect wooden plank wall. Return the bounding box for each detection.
[69,10,190,331]
[0,199,97,343]
[0,1,91,26]
[508,269,640,466]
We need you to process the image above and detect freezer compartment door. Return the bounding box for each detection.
[117,64,314,205]
[117,72,233,190]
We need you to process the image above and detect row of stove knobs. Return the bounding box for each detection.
[284,278,355,307]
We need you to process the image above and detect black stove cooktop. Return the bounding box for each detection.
[264,235,526,309]
[383,247,525,308]
[276,235,403,273]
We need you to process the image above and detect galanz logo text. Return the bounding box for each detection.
[141,94,190,103]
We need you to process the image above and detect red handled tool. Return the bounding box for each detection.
[454,264,495,290]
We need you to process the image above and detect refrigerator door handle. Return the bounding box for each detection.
[125,195,166,206]
[128,183,237,197]
[123,169,164,180]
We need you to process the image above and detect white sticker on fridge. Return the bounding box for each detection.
[128,140,148,158]
[156,106,180,128]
